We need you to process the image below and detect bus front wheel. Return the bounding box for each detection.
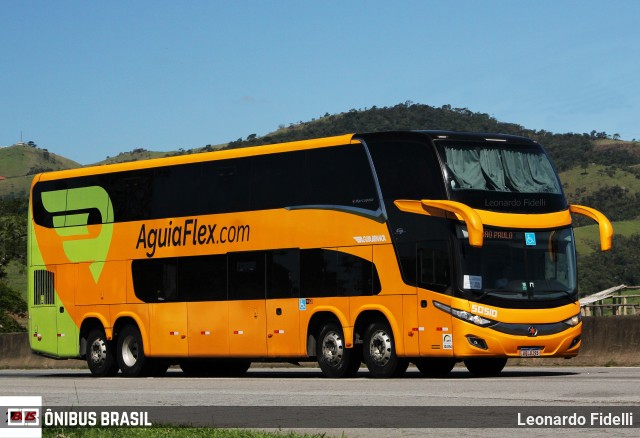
[86,329,118,377]
[363,320,408,378]
[317,321,361,378]
[464,357,507,376]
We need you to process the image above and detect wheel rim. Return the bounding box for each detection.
[369,329,392,366]
[121,334,139,368]
[90,338,107,366]
[321,331,344,366]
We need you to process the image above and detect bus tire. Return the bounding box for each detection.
[363,320,408,378]
[414,358,456,377]
[464,357,507,377]
[86,329,119,377]
[116,325,151,377]
[317,321,361,378]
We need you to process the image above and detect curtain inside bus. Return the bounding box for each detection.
[443,145,561,194]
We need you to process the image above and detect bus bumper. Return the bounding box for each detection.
[451,320,582,359]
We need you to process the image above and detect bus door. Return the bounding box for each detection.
[227,252,267,357]
[416,242,454,357]
[265,249,301,357]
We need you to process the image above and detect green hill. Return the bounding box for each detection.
[560,163,640,237]
[0,139,233,199]
[0,144,81,198]
[575,219,640,256]
[0,143,79,176]
[560,164,640,199]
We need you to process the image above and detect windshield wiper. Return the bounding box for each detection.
[475,288,576,303]
[474,289,527,302]
[541,289,576,303]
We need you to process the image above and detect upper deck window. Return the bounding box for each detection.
[438,142,561,195]
[32,143,380,226]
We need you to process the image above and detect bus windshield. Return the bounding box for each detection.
[437,141,562,194]
[456,226,577,302]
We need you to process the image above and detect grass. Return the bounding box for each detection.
[0,143,78,198]
[574,219,640,256]
[0,174,33,198]
[44,427,333,438]
[559,163,640,198]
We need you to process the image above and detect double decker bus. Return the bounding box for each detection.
[28,131,612,378]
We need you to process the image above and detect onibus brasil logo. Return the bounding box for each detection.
[2,396,42,438]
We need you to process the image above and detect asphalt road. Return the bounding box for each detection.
[2,365,639,437]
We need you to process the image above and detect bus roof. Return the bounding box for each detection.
[357,130,538,145]
[31,130,539,186]
[32,133,358,184]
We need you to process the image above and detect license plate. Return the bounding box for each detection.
[519,347,541,357]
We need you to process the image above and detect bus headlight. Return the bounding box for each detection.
[562,314,581,327]
[433,301,496,327]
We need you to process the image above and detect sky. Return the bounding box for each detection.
[2,1,640,165]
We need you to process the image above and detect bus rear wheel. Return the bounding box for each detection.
[317,321,361,378]
[363,320,408,378]
[86,329,118,377]
[414,358,456,377]
[464,358,507,376]
[116,324,163,377]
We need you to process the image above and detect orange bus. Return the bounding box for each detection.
[28,131,612,377]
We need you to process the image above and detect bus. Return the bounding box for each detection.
[28,131,612,378]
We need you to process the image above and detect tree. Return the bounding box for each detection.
[0,199,28,269]
[578,234,640,295]
[0,281,26,332]
[0,198,28,332]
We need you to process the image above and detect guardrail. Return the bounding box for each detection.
[580,285,640,316]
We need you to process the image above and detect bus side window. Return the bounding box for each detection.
[305,145,379,210]
[267,249,300,299]
[200,160,251,214]
[395,241,451,292]
[252,153,307,210]
[417,241,451,293]
[300,248,381,298]
[300,249,338,298]
[109,173,153,221]
[336,250,378,296]
[132,258,178,302]
[177,255,227,302]
[228,252,266,300]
